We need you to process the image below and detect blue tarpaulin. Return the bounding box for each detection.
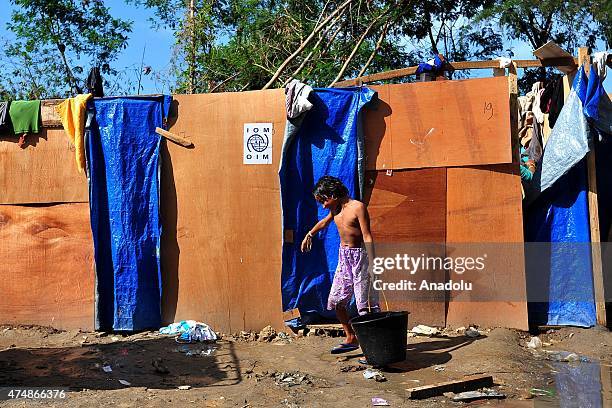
[524,65,604,327]
[540,67,603,192]
[279,87,375,326]
[525,160,596,327]
[87,95,171,331]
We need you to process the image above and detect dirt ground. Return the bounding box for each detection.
[0,324,610,407]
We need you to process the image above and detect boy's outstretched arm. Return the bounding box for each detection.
[300,211,333,252]
[356,202,375,259]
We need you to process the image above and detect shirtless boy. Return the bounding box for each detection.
[301,175,379,354]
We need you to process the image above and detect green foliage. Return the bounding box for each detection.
[3,0,608,97]
[479,0,609,93]
[134,0,507,92]
[3,0,132,98]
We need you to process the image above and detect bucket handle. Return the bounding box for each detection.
[367,271,389,313]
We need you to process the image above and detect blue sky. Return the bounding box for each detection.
[0,0,609,94]
[0,0,175,94]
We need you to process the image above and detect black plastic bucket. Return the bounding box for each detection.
[349,311,409,366]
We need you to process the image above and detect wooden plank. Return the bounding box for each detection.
[445,64,527,330]
[579,46,607,327]
[365,169,446,326]
[333,58,579,87]
[445,165,528,330]
[161,91,286,334]
[155,127,194,147]
[0,128,89,204]
[0,203,94,330]
[386,77,511,170]
[534,41,577,73]
[406,375,494,399]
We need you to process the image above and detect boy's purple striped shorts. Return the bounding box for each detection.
[327,246,379,315]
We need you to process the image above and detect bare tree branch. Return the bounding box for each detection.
[357,19,390,77]
[262,0,353,90]
[303,17,347,79]
[328,7,391,86]
[209,71,240,93]
[281,10,347,87]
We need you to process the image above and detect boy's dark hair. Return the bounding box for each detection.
[313,176,349,199]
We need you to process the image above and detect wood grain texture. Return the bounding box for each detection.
[446,164,528,330]
[363,77,512,170]
[365,169,446,326]
[0,128,88,204]
[0,204,94,330]
[161,91,286,333]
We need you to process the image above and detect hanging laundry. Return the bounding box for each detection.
[86,67,104,97]
[520,147,535,182]
[56,94,93,173]
[528,119,544,163]
[539,76,564,128]
[518,111,534,147]
[285,79,313,119]
[591,51,609,81]
[9,100,40,147]
[495,56,513,68]
[588,51,611,136]
[0,101,8,129]
[531,82,545,124]
[540,67,602,192]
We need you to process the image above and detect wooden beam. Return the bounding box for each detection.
[579,46,607,327]
[406,375,494,399]
[508,63,520,165]
[333,58,578,87]
[155,127,194,147]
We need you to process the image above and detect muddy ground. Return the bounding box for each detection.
[0,324,610,407]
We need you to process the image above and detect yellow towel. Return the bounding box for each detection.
[56,94,92,173]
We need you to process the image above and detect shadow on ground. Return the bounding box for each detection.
[0,337,240,391]
[384,335,485,372]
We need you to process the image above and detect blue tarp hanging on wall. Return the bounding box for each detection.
[87,95,171,331]
[279,87,375,326]
[525,159,597,327]
[524,65,604,327]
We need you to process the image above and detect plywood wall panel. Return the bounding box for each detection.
[365,169,447,327]
[446,164,528,330]
[0,204,94,330]
[0,129,88,204]
[364,77,512,171]
[161,91,286,333]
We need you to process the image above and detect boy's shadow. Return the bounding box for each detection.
[342,335,484,372]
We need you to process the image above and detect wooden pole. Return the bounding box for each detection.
[333,58,578,87]
[578,46,607,327]
[508,63,519,165]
